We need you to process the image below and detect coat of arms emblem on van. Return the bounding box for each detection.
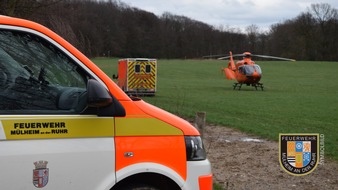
[33,160,49,188]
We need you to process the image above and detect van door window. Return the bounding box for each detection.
[145,64,151,73]
[0,29,88,114]
[135,64,140,73]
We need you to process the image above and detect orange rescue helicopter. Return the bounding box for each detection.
[217,51,295,90]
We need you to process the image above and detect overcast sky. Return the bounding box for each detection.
[120,0,338,32]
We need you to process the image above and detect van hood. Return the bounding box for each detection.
[133,100,200,136]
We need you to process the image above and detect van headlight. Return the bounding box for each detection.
[185,136,206,161]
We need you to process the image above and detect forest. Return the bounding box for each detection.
[1,0,338,61]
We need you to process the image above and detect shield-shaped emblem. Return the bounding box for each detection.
[279,134,319,176]
[33,161,49,188]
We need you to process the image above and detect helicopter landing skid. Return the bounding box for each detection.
[233,83,264,90]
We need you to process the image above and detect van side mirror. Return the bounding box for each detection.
[87,79,112,107]
[86,79,126,117]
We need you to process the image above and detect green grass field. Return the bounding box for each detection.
[93,58,338,161]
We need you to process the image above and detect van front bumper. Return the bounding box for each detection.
[183,159,213,190]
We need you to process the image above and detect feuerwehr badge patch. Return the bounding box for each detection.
[33,160,49,188]
[279,133,319,176]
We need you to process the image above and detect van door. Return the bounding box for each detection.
[0,27,117,189]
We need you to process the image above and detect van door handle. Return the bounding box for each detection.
[124,152,134,158]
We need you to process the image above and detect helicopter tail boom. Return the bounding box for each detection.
[223,68,236,80]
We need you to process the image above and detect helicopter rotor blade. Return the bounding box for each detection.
[214,52,296,61]
[218,56,230,60]
[218,54,245,60]
[218,54,244,60]
[252,54,296,61]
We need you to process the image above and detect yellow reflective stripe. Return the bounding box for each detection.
[128,61,136,88]
[0,116,180,139]
[115,118,183,136]
[1,116,114,140]
[127,61,156,90]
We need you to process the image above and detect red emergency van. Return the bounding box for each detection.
[0,16,212,190]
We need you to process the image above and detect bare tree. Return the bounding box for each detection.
[246,24,260,52]
[0,0,62,18]
[2,0,337,60]
[309,3,338,23]
[308,3,338,60]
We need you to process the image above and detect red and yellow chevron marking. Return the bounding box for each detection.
[127,61,156,90]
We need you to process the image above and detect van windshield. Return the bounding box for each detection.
[0,29,88,113]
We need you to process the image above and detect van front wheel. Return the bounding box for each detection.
[122,184,159,190]
[111,173,180,190]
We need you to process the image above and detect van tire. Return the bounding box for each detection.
[111,173,180,190]
[122,184,159,190]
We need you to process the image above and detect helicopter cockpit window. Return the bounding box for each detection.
[239,65,262,76]
[254,64,262,74]
[238,66,245,74]
[0,29,88,114]
[243,65,255,76]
